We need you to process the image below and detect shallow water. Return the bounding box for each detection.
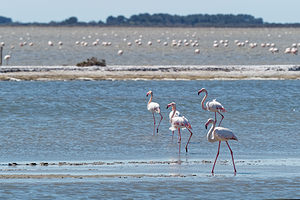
[0,80,299,198]
[1,27,300,66]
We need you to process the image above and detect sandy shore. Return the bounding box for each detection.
[0,65,299,80]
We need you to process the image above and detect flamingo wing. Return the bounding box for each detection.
[214,127,238,141]
[171,116,191,129]
[207,99,226,112]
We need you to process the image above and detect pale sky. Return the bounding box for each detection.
[0,0,299,23]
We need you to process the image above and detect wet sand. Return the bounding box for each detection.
[0,65,299,81]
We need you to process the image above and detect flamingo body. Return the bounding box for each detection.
[147,102,161,114]
[169,116,191,131]
[205,118,237,174]
[212,127,238,142]
[206,99,226,113]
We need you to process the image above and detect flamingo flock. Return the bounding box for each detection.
[146,89,238,174]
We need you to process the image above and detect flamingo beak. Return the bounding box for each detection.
[205,125,208,129]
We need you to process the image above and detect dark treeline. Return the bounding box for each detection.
[1,13,300,27]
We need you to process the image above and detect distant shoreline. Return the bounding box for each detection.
[0,65,299,81]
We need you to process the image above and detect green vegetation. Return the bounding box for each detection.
[1,13,300,27]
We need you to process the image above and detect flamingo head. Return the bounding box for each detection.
[205,118,215,129]
[166,102,176,109]
[146,90,152,97]
[198,88,207,95]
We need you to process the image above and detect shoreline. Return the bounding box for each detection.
[0,65,299,81]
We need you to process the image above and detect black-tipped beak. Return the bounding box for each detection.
[166,106,169,109]
[198,91,201,95]
[205,125,208,129]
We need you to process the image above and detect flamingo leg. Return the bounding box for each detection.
[156,112,163,133]
[152,113,156,135]
[214,112,218,126]
[185,128,193,153]
[217,110,224,126]
[212,141,221,174]
[178,128,181,143]
[226,141,237,173]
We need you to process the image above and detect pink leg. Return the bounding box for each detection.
[185,128,193,153]
[152,113,156,135]
[217,111,224,126]
[226,141,237,173]
[212,141,221,174]
[156,112,163,133]
[178,128,181,143]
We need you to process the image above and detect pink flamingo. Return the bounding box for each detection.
[198,88,226,126]
[167,102,193,152]
[205,118,238,174]
[146,91,163,135]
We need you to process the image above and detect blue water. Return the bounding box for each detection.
[0,80,299,199]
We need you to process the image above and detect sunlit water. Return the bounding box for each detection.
[0,80,299,199]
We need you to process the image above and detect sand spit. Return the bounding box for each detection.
[0,65,299,81]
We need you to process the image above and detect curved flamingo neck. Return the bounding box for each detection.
[148,93,153,105]
[171,104,177,119]
[207,120,217,142]
[201,89,208,110]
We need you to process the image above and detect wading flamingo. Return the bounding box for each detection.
[167,102,193,152]
[205,118,238,174]
[146,91,163,135]
[198,88,226,126]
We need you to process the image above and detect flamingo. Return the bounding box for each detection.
[198,88,226,126]
[146,90,163,135]
[4,55,11,65]
[205,118,238,174]
[167,102,193,152]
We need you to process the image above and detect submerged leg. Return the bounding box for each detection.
[226,141,237,173]
[157,112,163,133]
[212,141,221,174]
[152,113,156,135]
[185,128,193,153]
[178,128,181,143]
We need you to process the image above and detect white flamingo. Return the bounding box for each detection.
[167,102,193,152]
[4,55,11,65]
[205,118,238,174]
[198,88,226,126]
[146,91,163,135]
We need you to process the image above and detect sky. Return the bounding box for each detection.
[1,0,300,23]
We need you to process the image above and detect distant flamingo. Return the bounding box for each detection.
[198,88,226,126]
[167,102,193,152]
[146,91,163,135]
[205,118,238,174]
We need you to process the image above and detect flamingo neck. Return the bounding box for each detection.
[201,90,208,110]
[171,105,177,120]
[207,121,217,142]
[148,94,153,105]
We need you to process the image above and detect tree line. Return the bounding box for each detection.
[1,13,300,27]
